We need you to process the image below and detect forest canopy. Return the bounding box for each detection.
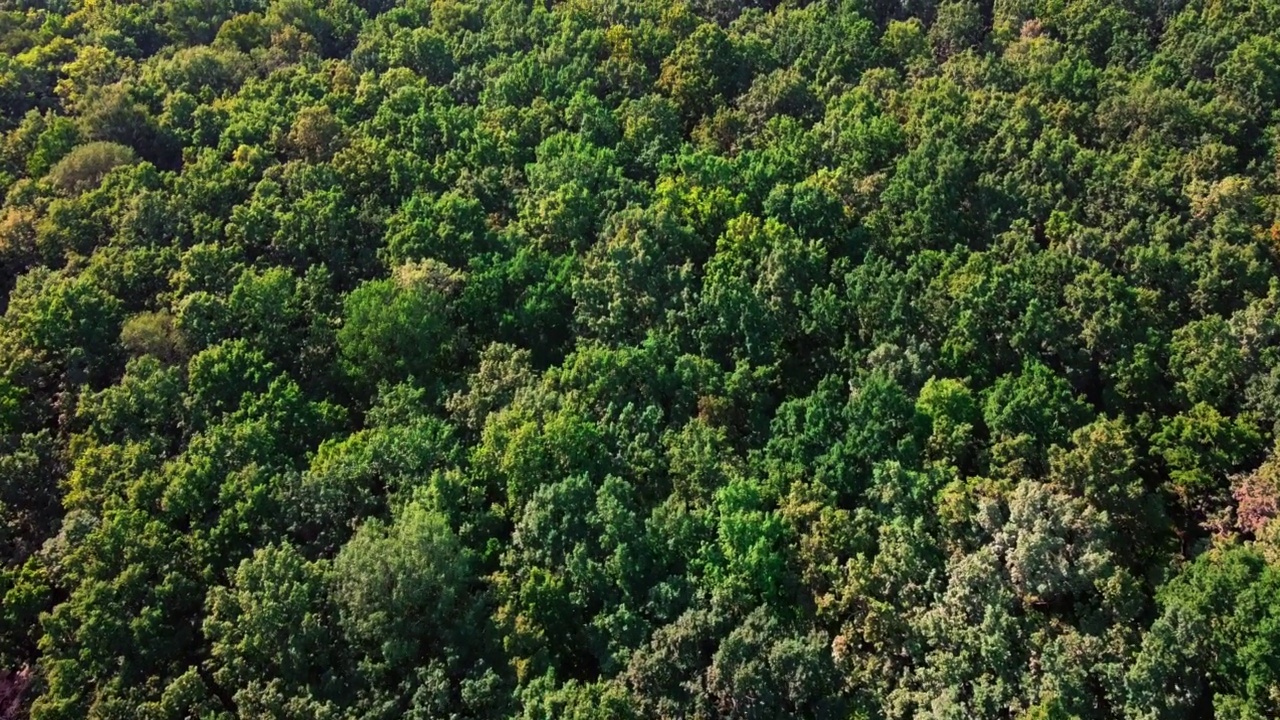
[2,0,1280,718]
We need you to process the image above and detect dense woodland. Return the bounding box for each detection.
[1,0,1280,717]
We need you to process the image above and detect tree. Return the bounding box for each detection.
[1,267,123,396]
[205,543,341,713]
[120,309,186,365]
[0,430,61,568]
[76,85,160,160]
[43,141,137,194]
[707,608,845,719]
[916,376,980,471]
[929,0,984,60]
[983,361,1094,475]
[658,23,748,122]
[573,206,703,346]
[337,260,463,396]
[75,355,183,448]
[25,115,80,178]
[697,214,826,369]
[383,190,492,268]
[1151,403,1264,513]
[1126,545,1280,720]
[331,499,507,717]
[1169,315,1245,410]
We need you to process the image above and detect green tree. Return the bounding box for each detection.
[337,260,463,396]
[332,499,507,717]
[658,23,747,122]
[44,141,137,194]
[205,543,342,713]
[1152,403,1264,510]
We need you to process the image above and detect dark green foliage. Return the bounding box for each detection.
[3,0,1280,718]
[337,260,462,396]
